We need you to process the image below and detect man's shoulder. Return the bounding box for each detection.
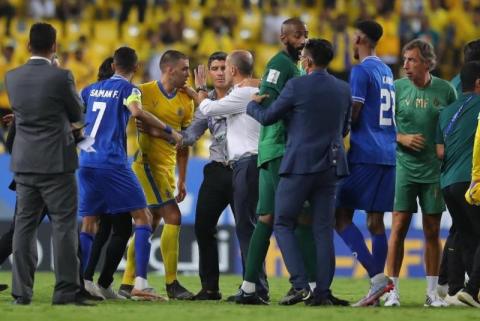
[177,90,193,103]
[137,80,156,93]
[231,85,257,96]
[432,76,456,91]
[439,100,457,118]
[319,73,350,90]
[351,62,368,73]
[5,64,24,77]
[394,77,411,89]
[239,84,258,92]
[266,51,295,71]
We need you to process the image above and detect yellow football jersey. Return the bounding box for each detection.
[135,80,194,168]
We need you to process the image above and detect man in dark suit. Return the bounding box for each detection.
[5,22,88,305]
[247,38,351,306]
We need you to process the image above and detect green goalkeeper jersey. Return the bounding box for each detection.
[395,76,457,183]
[257,51,301,167]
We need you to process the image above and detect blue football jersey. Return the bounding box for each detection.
[79,75,139,169]
[348,56,396,165]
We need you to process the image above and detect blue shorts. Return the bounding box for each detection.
[336,163,395,212]
[78,167,147,217]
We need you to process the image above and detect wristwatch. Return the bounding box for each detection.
[196,85,208,93]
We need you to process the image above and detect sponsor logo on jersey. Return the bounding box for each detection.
[266,69,281,84]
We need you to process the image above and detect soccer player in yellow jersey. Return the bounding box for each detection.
[119,50,195,299]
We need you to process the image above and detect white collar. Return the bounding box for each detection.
[30,56,52,64]
[361,56,381,63]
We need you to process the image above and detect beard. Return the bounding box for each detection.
[286,42,303,62]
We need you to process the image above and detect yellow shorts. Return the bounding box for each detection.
[132,161,176,207]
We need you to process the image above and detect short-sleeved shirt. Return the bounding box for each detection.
[80,75,137,169]
[436,94,480,188]
[395,76,457,183]
[257,51,301,167]
[348,56,396,165]
[134,80,194,168]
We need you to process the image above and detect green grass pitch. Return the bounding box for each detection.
[0,273,476,321]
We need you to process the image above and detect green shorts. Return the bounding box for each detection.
[393,174,445,214]
[257,157,282,215]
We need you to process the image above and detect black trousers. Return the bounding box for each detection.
[84,216,113,281]
[438,224,466,292]
[195,161,234,291]
[0,204,49,265]
[443,182,480,296]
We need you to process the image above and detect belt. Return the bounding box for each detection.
[230,154,257,169]
[210,161,232,169]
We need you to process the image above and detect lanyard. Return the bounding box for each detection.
[443,95,475,140]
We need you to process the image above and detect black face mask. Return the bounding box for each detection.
[286,42,304,62]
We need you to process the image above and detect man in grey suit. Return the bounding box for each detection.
[247,39,351,306]
[5,22,88,305]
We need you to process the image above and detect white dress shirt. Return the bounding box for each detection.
[199,85,260,162]
[30,56,52,64]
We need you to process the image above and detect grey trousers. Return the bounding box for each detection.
[12,173,80,303]
[232,155,269,295]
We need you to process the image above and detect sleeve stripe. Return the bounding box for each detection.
[352,96,365,103]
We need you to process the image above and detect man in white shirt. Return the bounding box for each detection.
[196,50,268,302]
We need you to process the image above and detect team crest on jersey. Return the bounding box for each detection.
[433,97,440,107]
[404,99,410,106]
[177,108,184,117]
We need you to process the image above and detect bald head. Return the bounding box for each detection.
[281,18,306,36]
[227,50,254,77]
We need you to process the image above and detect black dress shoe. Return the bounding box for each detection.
[328,294,349,306]
[80,288,104,301]
[192,288,222,301]
[0,284,8,292]
[12,297,31,305]
[305,297,334,306]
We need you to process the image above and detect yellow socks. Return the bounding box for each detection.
[121,236,136,286]
[160,224,180,285]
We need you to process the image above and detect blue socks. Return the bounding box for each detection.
[134,225,152,279]
[338,223,379,277]
[79,232,94,273]
[371,232,388,274]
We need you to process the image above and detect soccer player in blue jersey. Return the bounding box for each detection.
[78,47,181,300]
[335,20,396,306]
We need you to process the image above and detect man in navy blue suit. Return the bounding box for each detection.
[247,38,352,306]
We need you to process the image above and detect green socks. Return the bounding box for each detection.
[244,220,273,282]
